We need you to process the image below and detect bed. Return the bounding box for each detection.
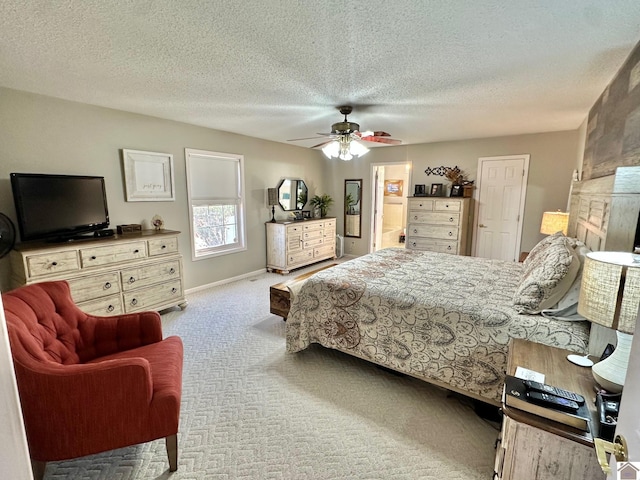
[285,166,640,406]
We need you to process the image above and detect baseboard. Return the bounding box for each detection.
[184,268,265,295]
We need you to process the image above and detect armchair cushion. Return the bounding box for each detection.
[3,280,183,465]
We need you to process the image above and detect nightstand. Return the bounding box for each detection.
[494,339,605,480]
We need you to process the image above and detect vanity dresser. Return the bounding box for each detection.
[266,218,336,274]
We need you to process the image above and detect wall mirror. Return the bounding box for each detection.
[277,178,307,211]
[344,179,362,238]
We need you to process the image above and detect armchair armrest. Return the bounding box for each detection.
[78,311,163,361]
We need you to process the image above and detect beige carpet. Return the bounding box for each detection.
[43,261,499,479]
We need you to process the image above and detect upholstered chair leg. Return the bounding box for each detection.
[31,460,46,480]
[166,434,178,471]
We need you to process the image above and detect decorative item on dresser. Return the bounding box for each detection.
[405,197,472,255]
[266,218,336,274]
[267,188,278,223]
[9,230,187,315]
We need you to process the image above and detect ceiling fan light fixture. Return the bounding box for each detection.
[322,135,369,161]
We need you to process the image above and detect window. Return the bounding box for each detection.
[185,149,246,259]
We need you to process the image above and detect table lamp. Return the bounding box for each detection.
[540,211,569,235]
[267,188,278,223]
[577,251,640,393]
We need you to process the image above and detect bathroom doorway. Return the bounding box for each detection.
[370,162,411,252]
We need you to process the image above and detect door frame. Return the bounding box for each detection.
[369,161,412,253]
[472,154,530,260]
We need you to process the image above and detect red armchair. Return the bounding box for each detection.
[2,280,183,479]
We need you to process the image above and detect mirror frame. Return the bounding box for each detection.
[344,179,362,238]
[277,178,308,211]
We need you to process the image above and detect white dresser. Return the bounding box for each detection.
[10,230,186,316]
[406,197,471,255]
[266,218,336,274]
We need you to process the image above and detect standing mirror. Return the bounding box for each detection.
[277,178,308,211]
[344,179,362,238]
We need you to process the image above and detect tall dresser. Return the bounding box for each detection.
[405,197,472,255]
[266,218,336,274]
[10,230,186,316]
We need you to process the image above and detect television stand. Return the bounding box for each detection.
[10,229,187,316]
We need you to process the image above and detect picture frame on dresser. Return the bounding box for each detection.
[430,183,443,197]
[450,185,463,197]
[122,149,175,202]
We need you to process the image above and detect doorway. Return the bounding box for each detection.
[472,154,529,261]
[370,163,411,252]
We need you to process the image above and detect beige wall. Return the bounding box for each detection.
[0,88,326,291]
[327,130,582,255]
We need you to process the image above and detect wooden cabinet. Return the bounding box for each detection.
[494,339,604,480]
[405,197,471,255]
[266,218,336,274]
[10,230,186,316]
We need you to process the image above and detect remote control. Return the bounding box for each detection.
[524,380,585,404]
[526,391,580,412]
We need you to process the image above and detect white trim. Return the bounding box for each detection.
[184,268,266,294]
[122,149,175,201]
[472,154,530,261]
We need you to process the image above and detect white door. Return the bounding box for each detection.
[605,308,640,479]
[473,155,529,261]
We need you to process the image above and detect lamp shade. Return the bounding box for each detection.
[540,211,569,235]
[577,251,640,393]
[578,251,640,334]
[267,188,278,206]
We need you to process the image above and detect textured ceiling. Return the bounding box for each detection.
[2,1,640,148]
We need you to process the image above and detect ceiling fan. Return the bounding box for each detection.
[287,106,402,156]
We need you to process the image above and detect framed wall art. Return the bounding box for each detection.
[384,179,403,197]
[122,149,175,201]
[430,183,443,197]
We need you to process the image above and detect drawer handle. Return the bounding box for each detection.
[161,245,167,249]
[91,255,97,260]
[128,276,136,284]
[445,204,449,208]
[447,246,452,250]
[448,232,453,236]
[419,203,423,207]
[171,287,177,294]
[413,229,418,234]
[107,305,114,312]
[169,267,176,274]
[130,298,138,306]
[51,261,58,266]
[449,217,454,222]
[411,242,417,247]
[414,215,418,220]
[104,282,111,289]
[133,249,140,254]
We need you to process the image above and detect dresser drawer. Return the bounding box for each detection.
[303,237,324,249]
[80,241,147,268]
[286,224,304,235]
[409,212,460,225]
[68,272,120,302]
[408,199,434,211]
[26,251,80,278]
[303,229,323,241]
[434,200,461,212]
[123,279,182,313]
[409,225,459,240]
[303,222,323,232]
[120,259,181,291]
[288,249,314,266]
[314,243,335,258]
[406,237,458,253]
[77,294,124,316]
[147,236,178,256]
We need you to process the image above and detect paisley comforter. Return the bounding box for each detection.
[285,248,590,405]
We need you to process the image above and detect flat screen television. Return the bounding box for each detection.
[11,173,110,242]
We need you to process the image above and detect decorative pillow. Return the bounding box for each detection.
[513,235,581,313]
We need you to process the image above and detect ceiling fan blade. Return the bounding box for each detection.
[287,133,332,142]
[310,140,333,149]
[360,136,402,145]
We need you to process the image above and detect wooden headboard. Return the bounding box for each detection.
[568,166,640,253]
[567,165,640,355]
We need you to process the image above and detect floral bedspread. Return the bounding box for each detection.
[285,248,590,405]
